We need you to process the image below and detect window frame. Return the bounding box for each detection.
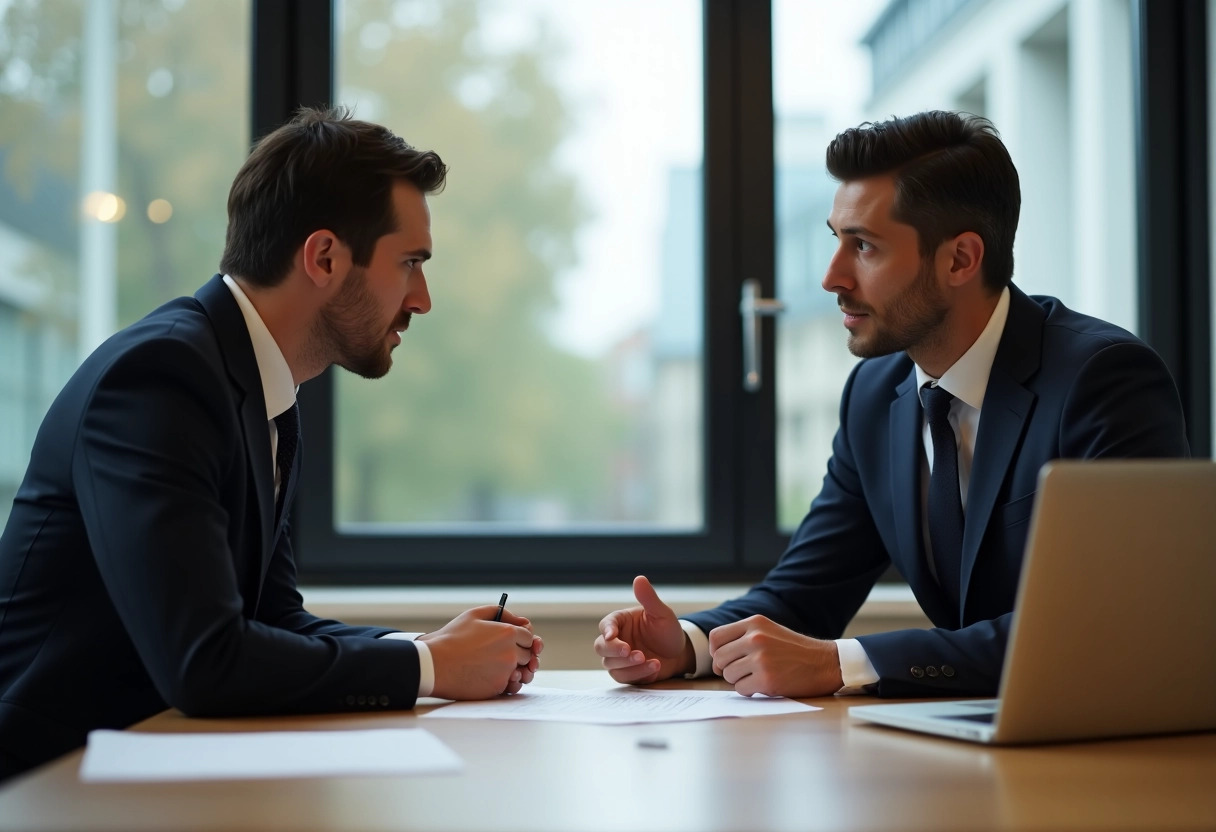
[243,0,1213,587]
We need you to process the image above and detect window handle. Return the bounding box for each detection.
[739,278,785,393]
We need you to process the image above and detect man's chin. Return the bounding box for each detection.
[339,353,393,380]
[846,333,900,359]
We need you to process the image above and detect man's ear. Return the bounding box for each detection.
[941,231,985,288]
[301,229,350,288]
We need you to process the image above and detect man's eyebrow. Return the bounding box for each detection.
[403,248,432,261]
[826,219,881,238]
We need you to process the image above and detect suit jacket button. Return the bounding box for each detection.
[925,666,940,678]
[910,666,925,678]
[941,665,956,678]
[357,695,367,705]
[345,695,356,706]
[379,695,390,706]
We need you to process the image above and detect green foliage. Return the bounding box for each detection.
[334,0,619,523]
[1,0,625,526]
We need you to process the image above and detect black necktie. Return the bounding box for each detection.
[921,383,963,609]
[273,403,299,524]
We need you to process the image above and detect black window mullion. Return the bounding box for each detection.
[1133,0,1212,456]
[733,0,786,569]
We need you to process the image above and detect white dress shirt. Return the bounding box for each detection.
[222,276,434,697]
[682,288,1012,692]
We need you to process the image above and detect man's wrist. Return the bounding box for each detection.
[678,619,713,678]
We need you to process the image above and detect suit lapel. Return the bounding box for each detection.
[194,275,275,609]
[960,287,1043,613]
[889,367,953,626]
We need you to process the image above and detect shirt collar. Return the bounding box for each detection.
[914,286,1011,410]
[222,275,297,421]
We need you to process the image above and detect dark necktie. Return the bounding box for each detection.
[273,403,299,525]
[922,383,963,609]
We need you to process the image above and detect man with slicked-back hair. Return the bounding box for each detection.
[0,107,542,782]
[595,110,1188,699]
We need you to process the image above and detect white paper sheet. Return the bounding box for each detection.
[79,728,463,782]
[421,686,821,724]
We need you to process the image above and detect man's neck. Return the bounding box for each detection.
[907,290,1002,379]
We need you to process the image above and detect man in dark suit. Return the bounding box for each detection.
[594,110,1189,698]
[0,107,542,782]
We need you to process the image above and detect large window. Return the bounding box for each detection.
[2,0,1209,580]
[332,0,705,531]
[0,0,249,528]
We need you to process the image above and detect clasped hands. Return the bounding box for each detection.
[594,576,844,698]
[420,605,543,700]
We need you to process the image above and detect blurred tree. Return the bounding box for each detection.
[1,0,624,527]
[335,0,620,524]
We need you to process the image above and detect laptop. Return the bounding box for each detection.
[849,460,1216,745]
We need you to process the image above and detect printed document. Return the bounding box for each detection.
[79,728,463,782]
[421,686,821,724]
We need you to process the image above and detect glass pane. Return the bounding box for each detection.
[0,0,250,529]
[773,0,1139,529]
[334,0,704,530]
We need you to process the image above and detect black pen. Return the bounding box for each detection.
[493,592,508,622]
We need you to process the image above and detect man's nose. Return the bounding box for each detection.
[821,247,853,295]
[407,272,431,315]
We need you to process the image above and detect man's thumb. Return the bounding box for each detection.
[633,575,672,618]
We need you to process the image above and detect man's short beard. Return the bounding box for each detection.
[845,257,949,359]
[313,267,394,380]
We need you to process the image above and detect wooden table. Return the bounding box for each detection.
[0,671,1212,831]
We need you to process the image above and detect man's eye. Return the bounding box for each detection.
[856,239,873,252]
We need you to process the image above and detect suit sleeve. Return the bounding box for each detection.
[684,364,890,639]
[857,339,1190,697]
[73,338,421,717]
[256,519,395,639]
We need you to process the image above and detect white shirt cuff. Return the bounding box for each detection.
[834,638,879,694]
[679,619,714,678]
[378,632,434,697]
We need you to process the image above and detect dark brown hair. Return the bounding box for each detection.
[825,111,1020,292]
[219,106,447,287]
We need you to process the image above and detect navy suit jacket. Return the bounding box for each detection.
[0,275,421,779]
[684,286,1189,697]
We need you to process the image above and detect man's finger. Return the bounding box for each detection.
[606,659,662,685]
[498,610,532,630]
[594,633,631,658]
[632,575,673,618]
[601,651,648,671]
[707,619,748,652]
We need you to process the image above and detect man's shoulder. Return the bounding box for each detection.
[1021,292,1142,349]
[70,290,231,395]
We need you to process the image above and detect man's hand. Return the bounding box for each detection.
[709,615,843,698]
[420,606,543,699]
[594,576,694,684]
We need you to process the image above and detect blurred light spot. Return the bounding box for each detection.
[393,0,440,29]
[360,21,392,51]
[2,58,33,93]
[456,73,496,111]
[147,67,174,98]
[147,198,173,223]
[83,192,127,223]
